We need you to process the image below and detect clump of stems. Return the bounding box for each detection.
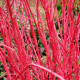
[0,0,80,80]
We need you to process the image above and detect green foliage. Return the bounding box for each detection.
[57,2,62,16]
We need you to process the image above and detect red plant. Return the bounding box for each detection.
[0,0,80,80]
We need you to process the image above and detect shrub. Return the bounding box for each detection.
[0,0,80,80]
